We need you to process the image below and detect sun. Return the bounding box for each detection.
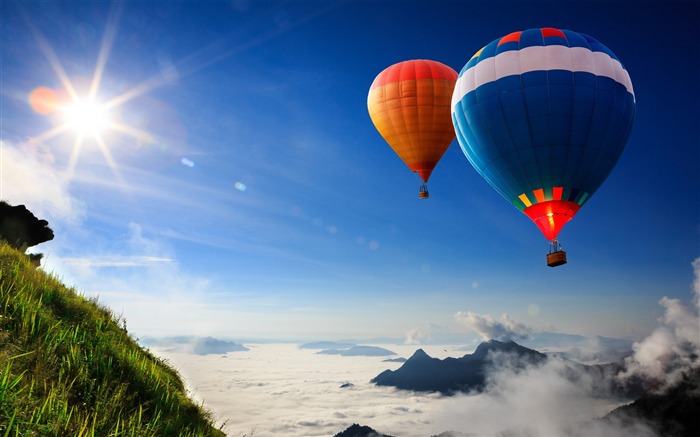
[27,83,126,181]
[61,97,112,137]
[23,3,159,183]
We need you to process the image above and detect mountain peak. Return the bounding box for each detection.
[373,340,546,394]
[472,339,542,358]
[409,348,431,360]
[334,423,394,437]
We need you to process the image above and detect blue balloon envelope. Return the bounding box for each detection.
[452,28,635,242]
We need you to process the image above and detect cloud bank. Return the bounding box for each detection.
[432,353,658,437]
[619,258,700,390]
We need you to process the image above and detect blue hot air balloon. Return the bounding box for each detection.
[451,28,635,266]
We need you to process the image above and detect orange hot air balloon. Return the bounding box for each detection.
[368,59,458,199]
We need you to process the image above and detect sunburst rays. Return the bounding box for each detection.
[24,2,158,186]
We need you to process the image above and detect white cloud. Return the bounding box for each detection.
[454,311,532,341]
[404,323,452,345]
[433,355,659,437]
[404,328,424,345]
[0,140,84,223]
[619,258,700,389]
[404,325,433,345]
[60,256,174,267]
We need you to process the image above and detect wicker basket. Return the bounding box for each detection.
[547,250,567,267]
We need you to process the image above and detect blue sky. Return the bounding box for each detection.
[1,0,698,342]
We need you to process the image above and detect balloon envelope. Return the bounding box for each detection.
[452,28,635,240]
[368,59,458,183]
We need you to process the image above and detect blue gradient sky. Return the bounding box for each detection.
[1,0,698,341]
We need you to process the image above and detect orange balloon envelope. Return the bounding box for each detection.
[367,60,458,197]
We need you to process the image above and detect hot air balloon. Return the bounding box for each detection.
[451,28,635,266]
[368,59,458,199]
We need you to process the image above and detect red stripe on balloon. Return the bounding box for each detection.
[552,186,563,200]
[498,31,522,46]
[369,60,457,90]
[541,27,565,39]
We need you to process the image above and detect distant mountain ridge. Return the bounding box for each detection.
[299,341,356,349]
[299,341,397,357]
[141,336,248,355]
[319,345,396,357]
[372,340,546,394]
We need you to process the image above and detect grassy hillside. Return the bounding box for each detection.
[0,242,226,436]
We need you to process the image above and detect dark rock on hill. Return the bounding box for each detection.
[334,423,394,437]
[372,340,546,394]
[0,201,54,265]
[0,201,54,249]
[603,367,700,437]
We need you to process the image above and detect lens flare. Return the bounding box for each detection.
[29,87,61,115]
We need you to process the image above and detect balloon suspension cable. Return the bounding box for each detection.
[419,183,429,199]
[549,239,563,254]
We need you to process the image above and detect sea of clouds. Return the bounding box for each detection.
[152,343,647,437]
[151,259,699,437]
[155,343,447,436]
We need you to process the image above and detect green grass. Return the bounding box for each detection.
[0,242,226,436]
